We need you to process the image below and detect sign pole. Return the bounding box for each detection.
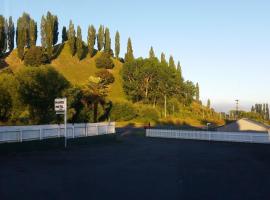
[55,98,67,148]
[64,107,67,148]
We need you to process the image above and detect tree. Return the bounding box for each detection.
[177,61,183,82]
[87,25,96,57]
[76,26,83,60]
[149,46,155,59]
[7,16,15,52]
[0,15,7,57]
[195,83,200,101]
[41,12,58,58]
[207,99,211,109]
[29,19,37,47]
[104,27,111,52]
[16,66,69,123]
[62,26,68,43]
[169,55,176,68]
[16,13,31,59]
[24,46,49,67]
[115,31,120,59]
[0,85,12,121]
[124,37,134,63]
[160,52,167,66]
[68,20,76,56]
[95,52,114,69]
[95,69,115,85]
[97,25,104,51]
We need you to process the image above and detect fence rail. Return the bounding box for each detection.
[146,128,270,144]
[0,122,115,144]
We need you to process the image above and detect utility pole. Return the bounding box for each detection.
[235,99,239,120]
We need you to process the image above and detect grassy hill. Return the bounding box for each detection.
[4,44,126,102]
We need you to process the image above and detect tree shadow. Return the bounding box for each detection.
[0,59,9,69]
[51,43,65,60]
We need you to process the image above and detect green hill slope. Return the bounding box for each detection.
[4,44,126,102]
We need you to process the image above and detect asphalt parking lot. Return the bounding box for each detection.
[1,129,270,200]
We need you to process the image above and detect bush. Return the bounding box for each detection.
[135,104,159,121]
[0,85,12,121]
[95,52,114,69]
[95,69,115,85]
[110,101,137,121]
[24,46,49,67]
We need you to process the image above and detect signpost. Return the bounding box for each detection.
[55,98,67,148]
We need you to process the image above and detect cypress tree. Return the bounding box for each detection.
[40,16,46,48]
[195,83,200,101]
[160,52,167,65]
[41,12,58,58]
[16,13,31,59]
[115,31,120,59]
[124,37,134,63]
[177,61,183,81]
[104,27,111,52]
[76,26,83,60]
[68,20,76,56]
[62,26,68,43]
[169,55,176,68]
[7,16,15,52]
[207,99,211,109]
[149,46,155,59]
[29,19,37,47]
[87,25,96,57]
[0,15,6,57]
[97,25,104,51]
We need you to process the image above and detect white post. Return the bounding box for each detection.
[39,129,42,140]
[72,125,75,138]
[64,109,67,148]
[20,130,23,142]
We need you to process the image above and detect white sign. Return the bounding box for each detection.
[55,98,67,112]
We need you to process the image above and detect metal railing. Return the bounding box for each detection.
[146,128,270,144]
[0,122,115,143]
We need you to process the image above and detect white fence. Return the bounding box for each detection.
[0,122,115,143]
[146,129,270,144]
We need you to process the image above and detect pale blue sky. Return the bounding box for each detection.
[1,0,270,112]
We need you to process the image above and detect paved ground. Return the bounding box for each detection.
[1,128,270,200]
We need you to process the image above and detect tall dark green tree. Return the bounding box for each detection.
[195,83,200,101]
[149,46,155,59]
[124,37,134,63]
[169,55,176,68]
[68,20,76,56]
[7,16,15,52]
[87,25,96,57]
[177,61,183,83]
[29,19,37,47]
[0,15,7,57]
[115,31,120,59]
[40,16,46,48]
[76,26,83,60]
[62,26,68,43]
[104,27,111,52]
[97,25,104,51]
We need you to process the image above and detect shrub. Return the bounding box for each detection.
[135,104,159,121]
[95,69,115,85]
[110,101,137,121]
[95,52,114,69]
[0,85,12,121]
[24,46,49,67]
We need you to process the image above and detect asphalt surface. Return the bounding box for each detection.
[1,128,270,200]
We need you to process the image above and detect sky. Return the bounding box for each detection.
[1,0,270,112]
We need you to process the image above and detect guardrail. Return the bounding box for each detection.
[0,122,115,143]
[146,128,270,144]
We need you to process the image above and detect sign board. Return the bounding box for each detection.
[55,98,67,112]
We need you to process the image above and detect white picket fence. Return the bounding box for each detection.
[146,128,270,144]
[0,122,115,143]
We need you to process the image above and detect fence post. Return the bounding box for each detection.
[20,130,23,142]
[39,129,42,140]
[58,125,60,138]
[85,123,88,137]
[72,126,75,138]
[96,125,99,135]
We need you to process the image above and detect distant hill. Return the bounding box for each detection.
[4,43,126,102]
